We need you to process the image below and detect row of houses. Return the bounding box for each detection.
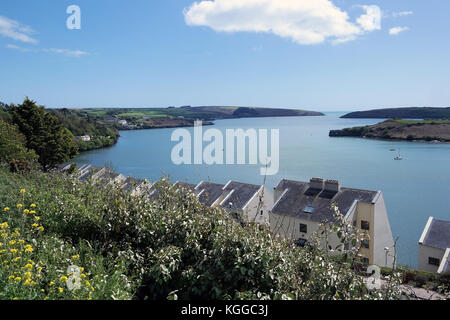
[60,164,449,273]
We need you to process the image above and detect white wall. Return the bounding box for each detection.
[372,193,395,267]
[244,186,273,225]
[418,244,445,273]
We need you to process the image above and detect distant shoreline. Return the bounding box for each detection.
[330,119,450,143]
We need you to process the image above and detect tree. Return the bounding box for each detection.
[0,118,38,166]
[10,98,78,170]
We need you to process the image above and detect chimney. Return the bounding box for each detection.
[310,178,324,190]
[324,180,341,193]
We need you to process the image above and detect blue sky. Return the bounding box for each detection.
[0,0,449,111]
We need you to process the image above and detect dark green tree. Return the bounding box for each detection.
[0,118,38,165]
[10,98,78,170]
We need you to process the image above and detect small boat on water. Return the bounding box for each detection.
[394,149,403,160]
[389,148,396,152]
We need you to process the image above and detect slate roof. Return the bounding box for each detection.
[122,177,147,193]
[422,218,450,250]
[221,181,261,210]
[195,182,226,207]
[271,179,378,223]
[175,182,197,192]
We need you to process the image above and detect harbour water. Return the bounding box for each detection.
[74,113,450,268]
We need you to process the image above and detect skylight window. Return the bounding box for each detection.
[304,206,314,214]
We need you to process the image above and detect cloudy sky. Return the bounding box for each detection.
[0,0,449,111]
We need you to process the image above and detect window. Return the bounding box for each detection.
[300,224,307,233]
[362,240,370,249]
[353,220,357,227]
[428,257,440,266]
[304,206,314,214]
[260,210,263,216]
[361,220,370,231]
[361,257,369,264]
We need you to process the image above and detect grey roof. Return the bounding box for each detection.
[175,182,197,192]
[78,166,103,183]
[195,182,226,207]
[222,181,261,210]
[271,179,378,223]
[422,219,450,250]
[122,177,146,193]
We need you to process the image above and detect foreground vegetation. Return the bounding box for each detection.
[0,167,406,300]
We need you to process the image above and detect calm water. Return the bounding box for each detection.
[74,113,450,267]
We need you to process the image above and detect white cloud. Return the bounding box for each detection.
[393,11,413,17]
[5,44,30,52]
[184,0,382,45]
[356,5,381,32]
[0,15,38,44]
[44,48,89,57]
[389,26,409,36]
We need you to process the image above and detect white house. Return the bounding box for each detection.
[76,135,91,142]
[193,180,273,225]
[418,217,450,274]
[270,178,396,267]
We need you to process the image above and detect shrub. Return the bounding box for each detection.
[0,169,404,300]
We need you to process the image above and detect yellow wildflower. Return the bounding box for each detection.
[34,216,40,221]
[18,239,25,244]
[10,249,17,254]
[29,210,36,215]
[31,223,38,228]
[20,189,26,193]
[37,226,44,232]
[17,204,23,209]
[23,209,30,214]
[8,275,14,280]
[80,273,86,279]
[25,263,33,269]
[9,240,16,245]
[72,254,80,260]
[3,207,9,212]
[85,280,90,287]
[49,281,55,286]
[30,204,36,208]
[14,277,21,282]
[60,276,68,282]
[79,267,84,272]
[36,266,43,272]
[24,245,33,253]
[24,272,32,278]
[58,287,63,293]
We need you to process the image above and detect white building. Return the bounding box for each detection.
[191,180,273,225]
[418,217,450,274]
[76,135,91,142]
[270,178,396,267]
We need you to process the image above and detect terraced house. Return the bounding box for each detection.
[192,180,273,225]
[418,217,450,274]
[270,178,396,267]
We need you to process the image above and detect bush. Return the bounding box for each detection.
[0,168,404,300]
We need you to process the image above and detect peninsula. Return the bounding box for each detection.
[69,105,324,130]
[340,107,450,119]
[330,119,450,142]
